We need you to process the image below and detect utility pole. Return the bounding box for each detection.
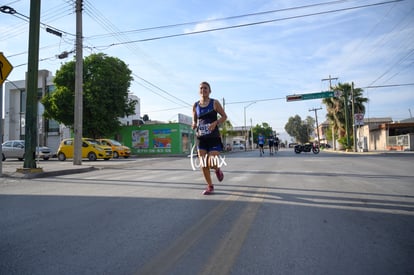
[73,0,83,165]
[23,0,41,169]
[344,87,351,149]
[321,75,338,150]
[351,82,357,152]
[321,75,338,91]
[309,107,322,147]
[244,102,256,151]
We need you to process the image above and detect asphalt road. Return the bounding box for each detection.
[1,149,413,275]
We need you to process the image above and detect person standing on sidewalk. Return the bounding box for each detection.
[192,81,228,195]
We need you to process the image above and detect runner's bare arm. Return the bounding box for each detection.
[214,100,227,125]
[192,103,198,129]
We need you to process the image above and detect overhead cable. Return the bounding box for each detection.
[96,0,403,47]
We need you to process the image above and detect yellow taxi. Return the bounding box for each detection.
[97,139,131,158]
[57,138,113,161]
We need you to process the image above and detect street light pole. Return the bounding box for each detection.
[250,118,254,150]
[244,102,256,150]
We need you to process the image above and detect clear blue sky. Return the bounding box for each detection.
[1,0,413,140]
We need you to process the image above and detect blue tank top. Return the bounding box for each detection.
[258,135,265,145]
[195,99,220,138]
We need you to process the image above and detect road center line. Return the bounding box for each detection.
[136,193,242,275]
[200,186,267,275]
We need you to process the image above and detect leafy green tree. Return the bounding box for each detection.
[42,53,137,138]
[284,115,315,143]
[322,82,368,148]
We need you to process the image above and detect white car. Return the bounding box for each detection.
[1,140,52,161]
[232,144,245,150]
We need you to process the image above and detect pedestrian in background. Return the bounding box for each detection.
[258,133,265,157]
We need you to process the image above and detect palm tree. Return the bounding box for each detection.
[322,82,368,148]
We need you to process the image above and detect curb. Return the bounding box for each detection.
[1,166,96,179]
[24,166,97,179]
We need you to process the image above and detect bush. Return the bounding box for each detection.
[338,136,353,149]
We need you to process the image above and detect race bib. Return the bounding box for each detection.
[198,123,211,136]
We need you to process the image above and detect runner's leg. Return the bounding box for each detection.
[198,149,213,189]
[209,150,224,182]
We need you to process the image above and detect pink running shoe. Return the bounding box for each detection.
[215,168,224,182]
[203,185,214,195]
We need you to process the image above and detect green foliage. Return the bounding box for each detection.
[322,82,368,144]
[284,115,315,144]
[338,136,353,149]
[220,120,233,138]
[324,124,333,141]
[42,53,137,138]
[252,122,274,143]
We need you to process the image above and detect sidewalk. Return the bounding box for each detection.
[321,148,414,155]
[0,157,173,179]
[0,160,95,179]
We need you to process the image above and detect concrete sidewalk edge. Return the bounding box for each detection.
[1,166,96,179]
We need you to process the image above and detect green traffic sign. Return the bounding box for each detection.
[287,91,335,102]
[301,91,334,100]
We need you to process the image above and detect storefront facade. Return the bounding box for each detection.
[118,123,195,156]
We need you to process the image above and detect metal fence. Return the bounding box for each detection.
[387,134,413,151]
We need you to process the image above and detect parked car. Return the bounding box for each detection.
[97,139,131,158]
[232,143,245,150]
[288,142,298,148]
[36,146,52,160]
[56,138,113,161]
[1,140,52,161]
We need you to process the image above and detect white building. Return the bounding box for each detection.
[118,93,142,126]
[3,70,62,151]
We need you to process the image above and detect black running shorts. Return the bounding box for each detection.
[197,137,223,152]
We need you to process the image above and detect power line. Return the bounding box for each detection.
[132,73,192,107]
[93,0,403,48]
[0,4,75,37]
[82,0,182,109]
[364,83,414,88]
[226,97,285,105]
[87,0,355,40]
[365,6,414,86]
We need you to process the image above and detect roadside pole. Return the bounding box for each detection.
[0,83,3,176]
[23,0,41,169]
[0,52,14,176]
